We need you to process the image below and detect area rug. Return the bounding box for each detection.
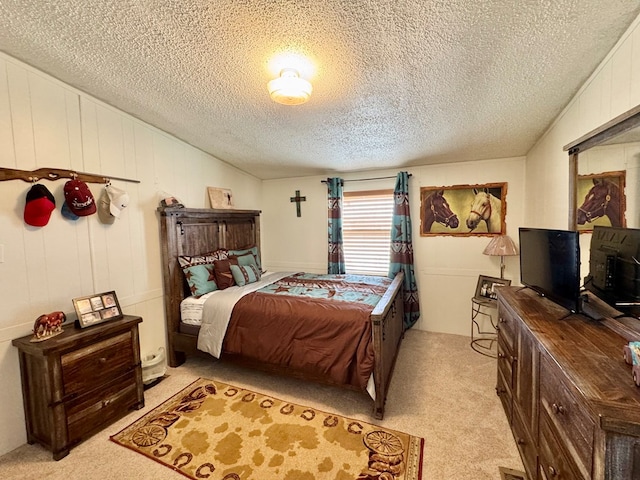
[111,378,424,480]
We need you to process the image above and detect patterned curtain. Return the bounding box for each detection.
[327,177,345,274]
[389,171,420,329]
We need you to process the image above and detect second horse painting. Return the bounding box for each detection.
[576,171,626,232]
[420,183,507,236]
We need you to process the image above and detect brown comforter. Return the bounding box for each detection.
[221,292,376,389]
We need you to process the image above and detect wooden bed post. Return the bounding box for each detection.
[371,271,405,419]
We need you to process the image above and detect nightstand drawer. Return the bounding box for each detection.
[540,354,594,478]
[61,331,135,397]
[66,373,139,444]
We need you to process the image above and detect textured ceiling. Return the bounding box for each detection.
[1,1,639,180]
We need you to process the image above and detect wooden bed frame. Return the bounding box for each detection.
[158,207,405,419]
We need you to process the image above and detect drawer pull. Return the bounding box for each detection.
[498,353,506,359]
[98,357,107,365]
[548,465,558,477]
[102,398,112,408]
[551,403,565,415]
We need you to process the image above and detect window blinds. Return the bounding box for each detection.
[343,190,394,276]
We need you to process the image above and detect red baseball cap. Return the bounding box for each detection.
[64,180,96,216]
[24,184,56,227]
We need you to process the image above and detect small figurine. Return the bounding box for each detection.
[623,341,640,387]
[31,311,66,342]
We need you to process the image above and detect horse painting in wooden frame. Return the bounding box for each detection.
[420,183,507,236]
[576,170,626,232]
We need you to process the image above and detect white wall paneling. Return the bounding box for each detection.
[0,52,262,456]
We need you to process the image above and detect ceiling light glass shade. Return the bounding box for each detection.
[268,68,312,105]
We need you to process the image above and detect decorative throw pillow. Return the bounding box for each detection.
[228,245,261,272]
[230,252,258,269]
[178,249,228,268]
[177,249,228,297]
[230,264,261,286]
[208,248,229,261]
[180,264,217,297]
[213,257,239,289]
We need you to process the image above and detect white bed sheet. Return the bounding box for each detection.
[180,291,215,325]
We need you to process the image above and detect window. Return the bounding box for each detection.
[343,190,394,276]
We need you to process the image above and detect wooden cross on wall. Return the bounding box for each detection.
[290,190,306,217]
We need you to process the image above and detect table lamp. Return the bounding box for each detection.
[483,235,518,279]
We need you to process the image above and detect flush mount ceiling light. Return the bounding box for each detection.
[267,68,312,105]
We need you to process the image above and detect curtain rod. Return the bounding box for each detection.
[320,174,411,184]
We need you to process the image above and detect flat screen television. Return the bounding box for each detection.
[585,225,640,311]
[519,227,581,314]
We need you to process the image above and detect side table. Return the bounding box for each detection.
[12,315,144,459]
[470,297,498,358]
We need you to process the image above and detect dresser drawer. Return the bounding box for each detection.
[539,354,594,479]
[66,372,140,443]
[61,331,135,397]
[538,412,582,480]
[512,405,537,480]
[497,360,513,422]
[497,334,514,390]
[497,302,517,353]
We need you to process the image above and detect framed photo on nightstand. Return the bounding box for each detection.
[474,275,511,304]
[73,291,122,328]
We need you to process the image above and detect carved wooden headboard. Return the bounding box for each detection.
[157,207,261,340]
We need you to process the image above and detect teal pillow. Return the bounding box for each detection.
[232,252,258,268]
[181,264,217,296]
[178,251,227,297]
[230,264,261,286]
[228,246,261,271]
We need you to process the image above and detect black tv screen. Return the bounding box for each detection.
[586,225,640,309]
[519,227,581,313]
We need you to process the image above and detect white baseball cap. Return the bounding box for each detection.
[97,187,115,225]
[106,185,130,218]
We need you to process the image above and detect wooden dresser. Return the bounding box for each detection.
[12,315,145,460]
[497,287,640,480]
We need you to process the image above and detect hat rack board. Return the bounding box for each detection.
[0,167,140,185]
[2,167,140,227]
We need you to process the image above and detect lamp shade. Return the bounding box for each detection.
[483,235,518,257]
[268,68,312,105]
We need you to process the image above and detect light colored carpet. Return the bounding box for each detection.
[0,330,523,479]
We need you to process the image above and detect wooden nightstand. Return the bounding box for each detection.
[12,315,145,460]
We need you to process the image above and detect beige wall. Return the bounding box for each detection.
[0,52,262,456]
[525,14,640,272]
